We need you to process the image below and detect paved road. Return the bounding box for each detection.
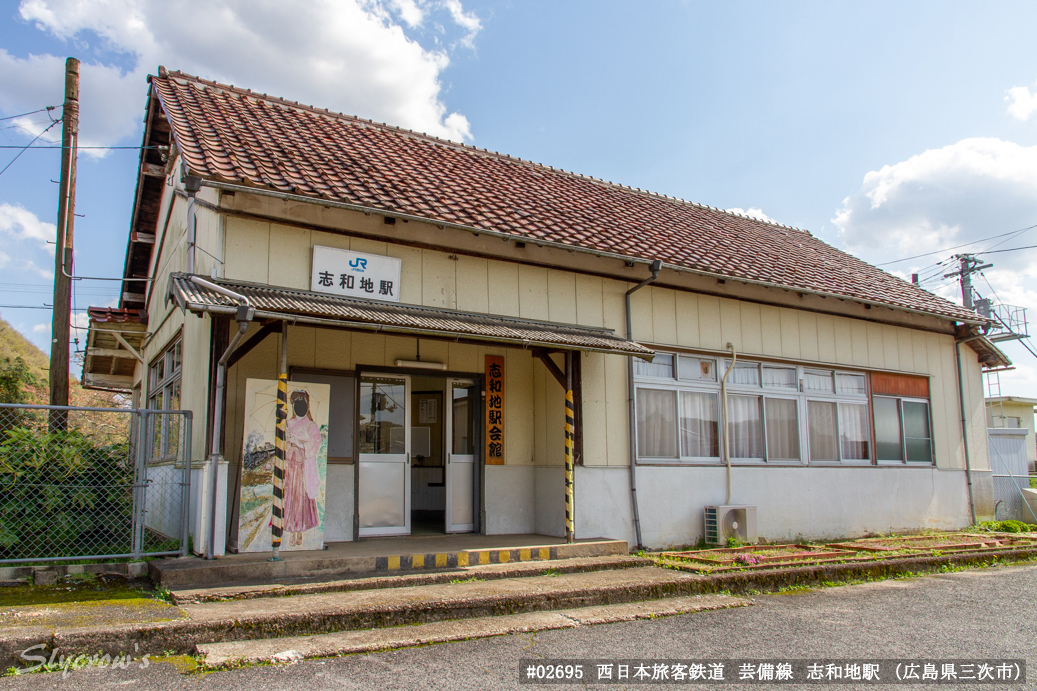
[7,563,1036,690]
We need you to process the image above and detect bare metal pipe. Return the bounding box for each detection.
[954,334,983,526]
[199,276,254,559]
[721,342,737,505]
[626,259,662,551]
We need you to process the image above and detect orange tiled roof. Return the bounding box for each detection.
[152,69,981,324]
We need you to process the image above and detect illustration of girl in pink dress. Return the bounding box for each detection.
[284,389,322,547]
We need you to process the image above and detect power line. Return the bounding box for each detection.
[0,144,167,150]
[977,244,1037,256]
[876,223,1037,266]
[0,305,90,310]
[0,119,61,180]
[0,106,56,122]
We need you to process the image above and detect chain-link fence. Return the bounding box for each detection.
[0,404,192,564]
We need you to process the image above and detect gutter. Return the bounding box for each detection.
[194,179,987,327]
[625,259,662,551]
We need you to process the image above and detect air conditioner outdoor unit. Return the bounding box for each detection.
[704,505,758,545]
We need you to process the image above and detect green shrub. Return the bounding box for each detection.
[0,427,132,559]
[974,519,1037,534]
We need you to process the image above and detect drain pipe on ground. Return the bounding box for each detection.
[626,259,662,551]
[193,276,255,560]
[721,343,737,505]
[954,334,983,527]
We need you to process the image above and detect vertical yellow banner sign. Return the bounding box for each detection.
[485,355,505,465]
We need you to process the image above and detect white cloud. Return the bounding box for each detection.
[0,0,480,152]
[1006,81,1037,121]
[0,202,55,247]
[727,207,776,224]
[833,137,1037,397]
[32,322,48,333]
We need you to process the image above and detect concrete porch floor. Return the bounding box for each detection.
[150,534,629,588]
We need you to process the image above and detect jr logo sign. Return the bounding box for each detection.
[311,246,402,303]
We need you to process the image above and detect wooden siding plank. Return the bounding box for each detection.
[760,305,782,357]
[223,217,269,283]
[518,265,550,320]
[547,269,577,324]
[651,286,678,346]
[487,259,520,317]
[575,274,604,328]
[455,254,489,313]
[675,292,700,348]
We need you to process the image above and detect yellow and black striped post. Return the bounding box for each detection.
[564,349,575,544]
[564,388,575,543]
[272,373,287,552]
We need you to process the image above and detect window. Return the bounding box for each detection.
[765,397,799,460]
[147,337,182,461]
[727,394,763,459]
[678,355,716,382]
[762,365,797,390]
[679,390,718,457]
[874,396,933,463]
[634,353,674,379]
[633,353,873,465]
[636,388,677,458]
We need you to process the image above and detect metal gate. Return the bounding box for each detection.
[987,428,1037,522]
[0,403,192,564]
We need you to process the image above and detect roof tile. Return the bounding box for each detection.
[153,70,979,324]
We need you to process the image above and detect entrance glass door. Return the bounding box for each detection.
[358,375,410,537]
[445,379,477,533]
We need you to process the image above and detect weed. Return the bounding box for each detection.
[448,576,482,585]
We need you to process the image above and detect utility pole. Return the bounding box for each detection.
[944,254,992,312]
[48,57,79,431]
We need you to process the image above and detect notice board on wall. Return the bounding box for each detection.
[485,354,505,465]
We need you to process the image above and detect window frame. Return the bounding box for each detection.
[873,394,935,465]
[633,352,874,466]
[146,336,183,462]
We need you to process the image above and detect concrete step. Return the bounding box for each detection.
[150,538,628,589]
[170,555,652,604]
[1,565,720,665]
[197,593,750,667]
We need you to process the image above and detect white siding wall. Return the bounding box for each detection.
[216,213,987,475]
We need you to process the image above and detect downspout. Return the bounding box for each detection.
[626,259,662,551]
[184,173,201,274]
[721,343,737,505]
[194,276,254,560]
[955,334,983,526]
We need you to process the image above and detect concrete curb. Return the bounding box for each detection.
[170,555,654,604]
[2,546,1033,667]
[196,595,749,668]
[150,539,628,588]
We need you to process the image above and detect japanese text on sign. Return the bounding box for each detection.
[311,246,402,303]
[518,659,1026,684]
[485,355,505,465]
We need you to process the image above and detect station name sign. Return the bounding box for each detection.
[311,246,402,303]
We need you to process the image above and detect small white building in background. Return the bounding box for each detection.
[83,69,1010,557]
[986,396,1037,473]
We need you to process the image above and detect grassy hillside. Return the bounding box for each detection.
[0,314,128,408]
[0,315,50,381]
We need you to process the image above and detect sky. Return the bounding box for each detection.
[0,0,1036,397]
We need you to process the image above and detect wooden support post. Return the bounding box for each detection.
[564,350,575,544]
[48,57,79,431]
[271,321,288,560]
